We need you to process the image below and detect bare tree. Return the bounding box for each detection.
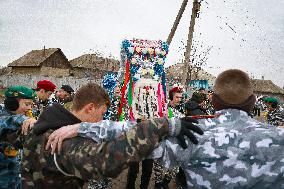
[178,39,213,82]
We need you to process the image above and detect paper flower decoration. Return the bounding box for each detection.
[148,48,154,55]
[141,68,147,75]
[136,47,141,53]
[128,47,134,54]
[142,48,148,54]
[131,58,137,64]
[102,74,117,93]
[155,48,161,55]
[157,58,164,65]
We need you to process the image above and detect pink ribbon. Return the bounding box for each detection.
[157,83,164,117]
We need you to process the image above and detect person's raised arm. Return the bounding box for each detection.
[45,120,136,154]
[50,117,203,179]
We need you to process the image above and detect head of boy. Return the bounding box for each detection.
[56,85,74,101]
[72,83,110,122]
[169,87,183,107]
[4,86,35,115]
[35,80,56,101]
[212,69,256,113]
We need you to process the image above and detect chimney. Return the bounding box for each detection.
[43,46,46,57]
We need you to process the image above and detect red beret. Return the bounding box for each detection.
[169,87,183,94]
[37,80,56,92]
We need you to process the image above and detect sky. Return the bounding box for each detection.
[0,0,283,87]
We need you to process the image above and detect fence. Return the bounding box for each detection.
[0,74,100,90]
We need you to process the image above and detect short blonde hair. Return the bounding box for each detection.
[73,83,110,111]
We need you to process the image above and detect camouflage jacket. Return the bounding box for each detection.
[162,109,284,189]
[267,106,284,126]
[22,118,173,189]
[0,106,27,142]
[0,105,28,189]
[60,109,284,188]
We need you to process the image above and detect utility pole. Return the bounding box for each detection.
[182,0,201,87]
[167,0,189,45]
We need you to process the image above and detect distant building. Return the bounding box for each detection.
[188,80,211,90]
[70,54,120,79]
[8,48,71,77]
[251,79,284,102]
[165,63,216,87]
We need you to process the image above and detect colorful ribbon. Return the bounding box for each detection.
[118,59,130,120]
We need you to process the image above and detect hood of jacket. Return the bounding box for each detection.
[33,103,81,135]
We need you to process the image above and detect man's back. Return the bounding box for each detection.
[174,109,284,189]
[22,131,86,189]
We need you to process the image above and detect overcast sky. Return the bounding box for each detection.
[0,0,283,87]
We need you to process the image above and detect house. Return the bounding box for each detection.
[8,48,71,77]
[251,79,284,102]
[165,63,216,87]
[70,54,120,79]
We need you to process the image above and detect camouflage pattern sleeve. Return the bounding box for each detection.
[77,120,137,143]
[57,117,171,179]
[0,114,28,142]
[0,114,28,133]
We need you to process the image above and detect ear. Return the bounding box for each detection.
[4,98,19,111]
[84,103,95,113]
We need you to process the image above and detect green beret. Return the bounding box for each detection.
[263,97,278,104]
[5,86,36,99]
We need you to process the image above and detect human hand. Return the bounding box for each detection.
[176,117,204,149]
[22,118,37,135]
[45,124,80,154]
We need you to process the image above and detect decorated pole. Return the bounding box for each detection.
[118,39,169,121]
[167,0,189,45]
[182,0,201,87]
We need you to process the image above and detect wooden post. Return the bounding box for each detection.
[167,0,189,45]
[182,0,201,87]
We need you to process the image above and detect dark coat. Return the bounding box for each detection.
[185,100,207,116]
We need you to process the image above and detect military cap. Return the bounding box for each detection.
[170,86,183,94]
[169,86,184,100]
[5,85,36,99]
[37,80,56,92]
[61,85,74,94]
[207,90,213,94]
[264,97,278,104]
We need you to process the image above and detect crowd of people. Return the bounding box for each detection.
[0,69,284,189]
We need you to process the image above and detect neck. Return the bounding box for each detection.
[169,101,176,107]
[71,110,101,122]
[35,92,42,102]
[71,110,84,121]
[35,91,40,97]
